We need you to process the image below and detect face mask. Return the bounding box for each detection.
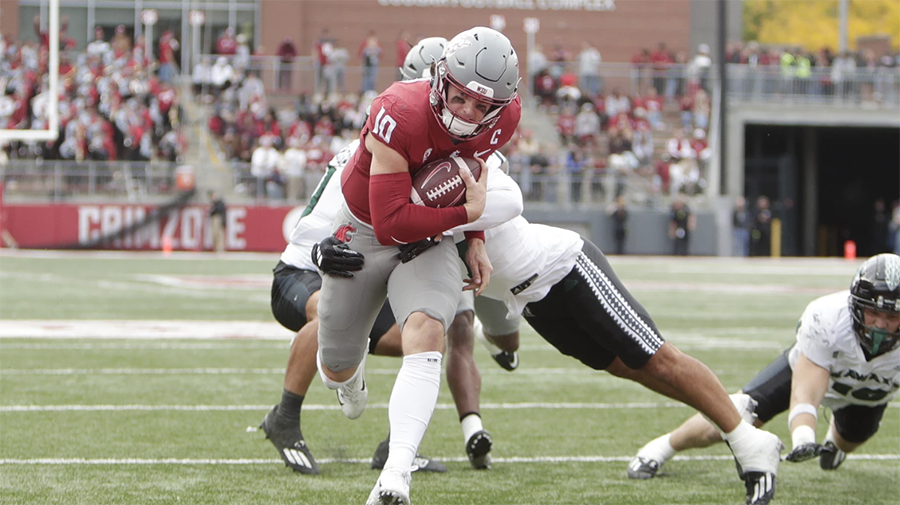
[441,108,477,137]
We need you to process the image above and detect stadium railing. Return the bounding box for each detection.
[1,160,180,201]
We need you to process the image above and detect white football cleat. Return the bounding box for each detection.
[365,467,413,505]
[626,456,661,480]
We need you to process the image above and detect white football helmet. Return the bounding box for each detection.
[429,27,519,140]
[399,37,447,81]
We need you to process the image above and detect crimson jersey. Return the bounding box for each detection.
[342,79,521,225]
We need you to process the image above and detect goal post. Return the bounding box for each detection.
[0,0,59,142]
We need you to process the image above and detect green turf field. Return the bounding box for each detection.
[1,252,898,504]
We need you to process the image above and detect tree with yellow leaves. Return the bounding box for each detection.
[743,0,899,51]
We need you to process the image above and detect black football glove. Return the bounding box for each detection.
[398,236,439,263]
[785,443,822,463]
[311,236,364,278]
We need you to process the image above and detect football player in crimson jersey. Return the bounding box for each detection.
[313,27,521,505]
[629,254,900,483]
[260,35,521,477]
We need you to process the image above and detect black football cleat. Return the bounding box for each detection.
[465,430,493,470]
[260,405,320,475]
[743,471,776,505]
[819,441,846,470]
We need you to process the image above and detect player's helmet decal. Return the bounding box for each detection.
[849,253,900,358]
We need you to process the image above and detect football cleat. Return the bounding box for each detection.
[819,441,846,470]
[491,350,519,372]
[366,467,413,505]
[474,319,518,371]
[465,430,493,470]
[336,356,368,419]
[743,471,776,505]
[785,442,822,463]
[626,456,661,480]
[370,438,448,473]
[259,405,320,475]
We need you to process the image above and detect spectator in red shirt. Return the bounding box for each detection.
[314,28,334,92]
[157,30,180,83]
[276,37,298,91]
[217,27,238,56]
[33,15,75,51]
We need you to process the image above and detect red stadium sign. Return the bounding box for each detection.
[1,203,302,252]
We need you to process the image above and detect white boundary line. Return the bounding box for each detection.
[0,367,618,376]
[0,402,693,412]
[0,320,294,340]
[1,454,896,466]
[4,402,897,412]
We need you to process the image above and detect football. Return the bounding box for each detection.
[410,157,483,208]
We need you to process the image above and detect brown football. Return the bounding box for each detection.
[410,157,483,208]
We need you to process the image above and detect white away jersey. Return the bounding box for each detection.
[280,140,359,270]
[788,290,900,410]
[480,216,584,318]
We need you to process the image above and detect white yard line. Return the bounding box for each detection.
[0,367,624,376]
[0,402,691,412]
[0,454,895,466]
[0,320,294,339]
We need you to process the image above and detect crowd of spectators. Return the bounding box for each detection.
[148,26,900,207]
[204,63,370,199]
[517,41,717,203]
[0,18,186,164]
[202,28,426,201]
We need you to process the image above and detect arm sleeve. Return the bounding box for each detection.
[369,172,468,245]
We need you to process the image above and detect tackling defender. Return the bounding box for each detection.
[321,213,787,505]
[627,253,900,483]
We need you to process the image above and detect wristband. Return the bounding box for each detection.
[791,425,816,449]
[787,403,818,427]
